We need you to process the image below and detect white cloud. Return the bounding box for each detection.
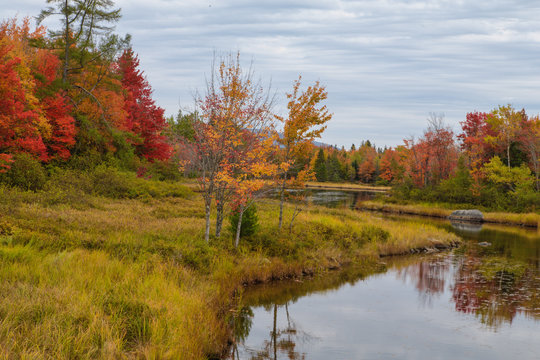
[4,0,540,146]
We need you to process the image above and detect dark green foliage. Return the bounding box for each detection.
[0,153,47,191]
[352,159,359,181]
[168,110,198,141]
[110,130,140,171]
[503,142,529,168]
[326,153,344,182]
[360,225,390,243]
[229,205,259,239]
[66,148,104,171]
[314,148,327,182]
[90,166,191,199]
[144,160,182,181]
[437,156,473,203]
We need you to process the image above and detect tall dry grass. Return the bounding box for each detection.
[359,200,540,228]
[0,183,460,359]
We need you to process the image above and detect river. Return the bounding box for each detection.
[226,190,540,359]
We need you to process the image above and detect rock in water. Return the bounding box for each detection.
[448,209,484,223]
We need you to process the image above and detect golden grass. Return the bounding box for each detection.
[483,212,540,227]
[0,186,460,359]
[358,200,540,228]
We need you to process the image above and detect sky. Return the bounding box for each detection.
[4,0,540,148]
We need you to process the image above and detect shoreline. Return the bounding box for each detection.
[357,200,540,228]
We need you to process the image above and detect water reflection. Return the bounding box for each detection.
[229,303,311,360]
[228,215,540,359]
[276,189,381,209]
[392,252,540,328]
[307,190,380,208]
[451,252,540,328]
[450,221,483,233]
[395,256,450,308]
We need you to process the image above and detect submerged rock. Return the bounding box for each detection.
[448,209,484,223]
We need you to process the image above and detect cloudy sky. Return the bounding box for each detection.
[4,0,540,147]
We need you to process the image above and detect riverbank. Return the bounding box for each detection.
[0,179,459,359]
[358,200,540,228]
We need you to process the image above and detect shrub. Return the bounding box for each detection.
[145,160,183,181]
[360,225,390,243]
[229,205,259,239]
[0,153,47,191]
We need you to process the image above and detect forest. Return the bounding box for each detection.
[1,6,538,222]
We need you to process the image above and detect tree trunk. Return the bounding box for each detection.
[215,200,224,238]
[535,167,540,191]
[204,200,211,242]
[507,143,511,168]
[278,178,286,229]
[289,204,301,234]
[63,0,69,85]
[234,204,244,248]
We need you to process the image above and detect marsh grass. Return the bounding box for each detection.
[359,200,540,228]
[0,179,460,359]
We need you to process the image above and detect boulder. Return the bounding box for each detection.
[448,209,484,223]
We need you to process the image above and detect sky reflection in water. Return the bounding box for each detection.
[228,196,540,360]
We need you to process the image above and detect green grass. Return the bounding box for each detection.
[0,177,460,359]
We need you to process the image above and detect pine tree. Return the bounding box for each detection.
[314,148,327,182]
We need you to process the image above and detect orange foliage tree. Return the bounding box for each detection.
[182,53,276,242]
[275,76,332,229]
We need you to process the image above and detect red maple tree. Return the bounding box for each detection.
[117,49,171,161]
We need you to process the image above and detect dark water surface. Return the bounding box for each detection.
[226,192,540,359]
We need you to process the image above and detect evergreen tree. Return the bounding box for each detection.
[37,0,123,86]
[352,159,359,181]
[314,148,327,182]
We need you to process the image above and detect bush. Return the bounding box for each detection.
[229,204,259,239]
[0,153,47,191]
[145,160,183,181]
[360,225,390,243]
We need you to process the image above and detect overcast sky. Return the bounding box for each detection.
[5,0,540,147]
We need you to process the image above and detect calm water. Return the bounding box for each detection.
[226,192,540,359]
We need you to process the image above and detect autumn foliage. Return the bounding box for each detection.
[118,49,171,161]
[0,17,170,173]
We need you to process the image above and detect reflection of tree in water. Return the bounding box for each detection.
[451,254,540,329]
[394,249,539,329]
[229,302,312,360]
[395,256,450,307]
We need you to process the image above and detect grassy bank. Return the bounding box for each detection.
[0,176,459,359]
[358,200,540,228]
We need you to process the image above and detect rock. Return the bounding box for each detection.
[478,241,491,247]
[448,209,484,223]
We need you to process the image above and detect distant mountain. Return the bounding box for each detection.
[312,140,331,148]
